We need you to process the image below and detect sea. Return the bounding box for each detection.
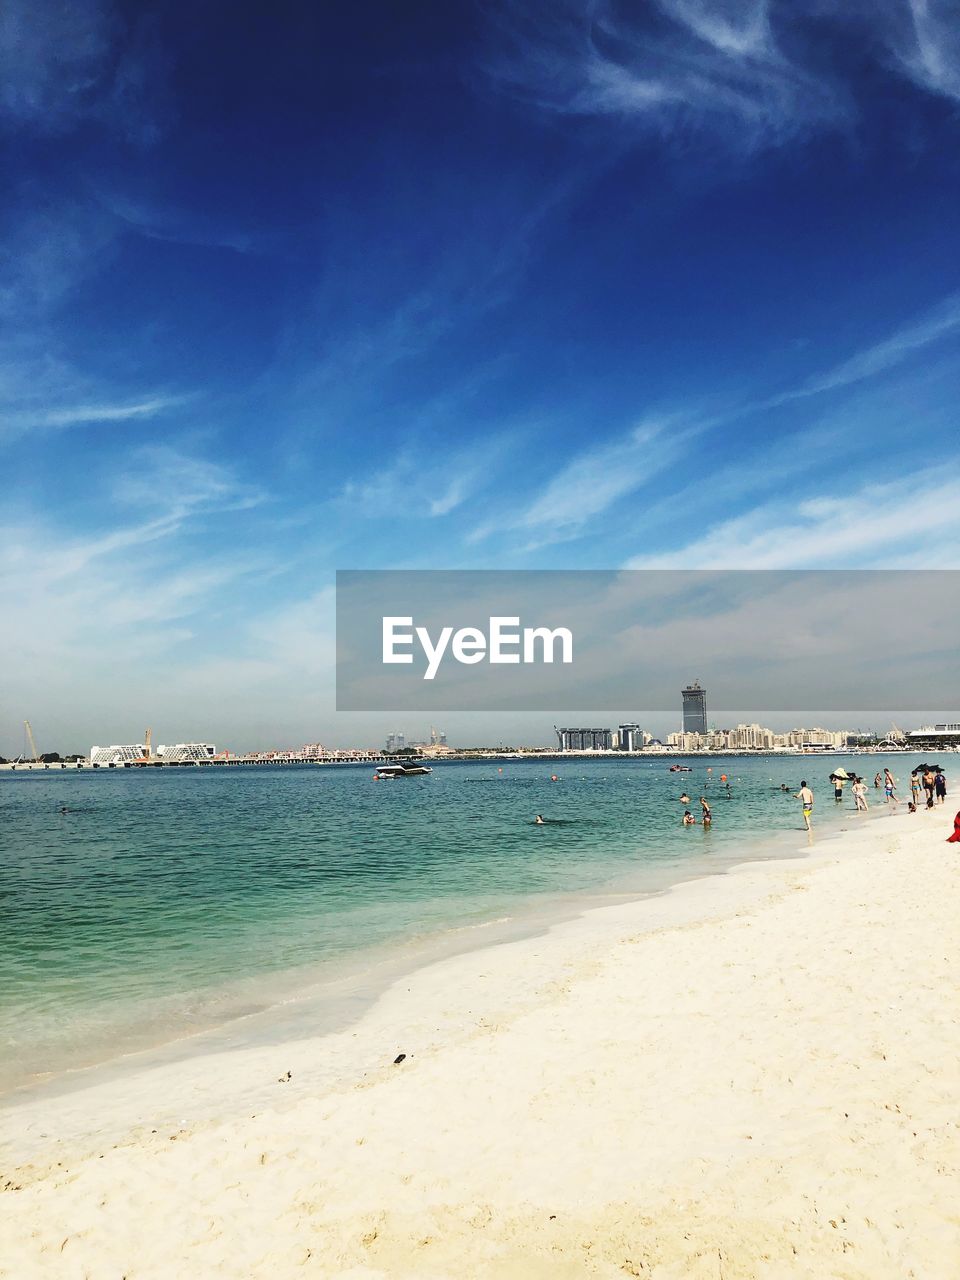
[0,752,935,1094]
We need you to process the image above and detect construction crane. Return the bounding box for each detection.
[144,727,152,760]
[24,720,40,763]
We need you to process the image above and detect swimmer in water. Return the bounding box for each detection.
[682,810,697,826]
[679,792,691,804]
[534,814,545,825]
[700,796,712,826]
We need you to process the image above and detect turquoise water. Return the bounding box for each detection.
[0,753,927,1090]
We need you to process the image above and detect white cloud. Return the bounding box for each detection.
[39,396,188,428]
[892,0,960,101]
[338,440,510,522]
[470,416,701,546]
[626,466,960,569]
[483,1,960,147]
[483,0,847,147]
[766,292,960,406]
[112,445,265,517]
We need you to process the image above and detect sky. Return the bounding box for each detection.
[2,0,959,754]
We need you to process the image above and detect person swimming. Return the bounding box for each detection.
[679,792,691,804]
[534,814,545,825]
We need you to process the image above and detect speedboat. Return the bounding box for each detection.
[669,764,693,772]
[374,763,433,779]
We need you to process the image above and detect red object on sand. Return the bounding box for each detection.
[947,812,960,843]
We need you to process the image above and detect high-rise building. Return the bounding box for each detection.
[618,723,643,752]
[681,680,707,735]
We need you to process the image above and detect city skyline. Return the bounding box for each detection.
[5,709,952,763]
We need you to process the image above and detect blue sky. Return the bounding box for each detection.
[2,0,959,752]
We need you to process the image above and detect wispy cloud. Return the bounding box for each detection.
[469,416,701,548]
[112,445,266,518]
[891,0,960,101]
[626,465,960,569]
[338,439,510,521]
[37,396,189,428]
[483,1,960,148]
[483,0,847,147]
[103,192,263,255]
[763,291,960,407]
[0,199,120,318]
[0,0,171,142]
[0,0,114,134]
[0,447,269,707]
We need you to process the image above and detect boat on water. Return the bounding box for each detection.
[669,764,693,772]
[373,763,433,779]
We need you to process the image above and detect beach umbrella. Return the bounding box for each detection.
[829,767,850,780]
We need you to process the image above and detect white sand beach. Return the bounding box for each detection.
[3,809,958,1278]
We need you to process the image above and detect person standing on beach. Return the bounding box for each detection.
[884,768,899,807]
[853,777,868,812]
[910,772,922,807]
[796,781,814,831]
[874,772,882,789]
[923,767,937,808]
[935,770,947,805]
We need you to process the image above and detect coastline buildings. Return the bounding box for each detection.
[906,722,960,749]
[88,742,216,765]
[157,743,217,763]
[665,725,849,752]
[681,681,707,735]
[556,727,613,751]
[89,743,148,766]
[617,723,644,752]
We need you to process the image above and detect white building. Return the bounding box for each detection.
[729,723,775,750]
[89,744,147,766]
[155,743,217,763]
[788,727,844,749]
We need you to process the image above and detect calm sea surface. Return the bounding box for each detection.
[0,753,931,1090]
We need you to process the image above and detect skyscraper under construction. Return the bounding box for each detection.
[681,681,707,735]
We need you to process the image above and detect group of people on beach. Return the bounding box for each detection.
[906,766,948,810]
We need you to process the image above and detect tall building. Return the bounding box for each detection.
[681,680,707,735]
[618,723,644,752]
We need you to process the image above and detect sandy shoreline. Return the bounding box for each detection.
[4,808,958,1277]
